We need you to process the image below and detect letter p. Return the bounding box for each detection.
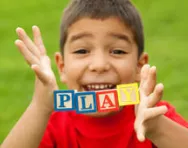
[54,90,75,111]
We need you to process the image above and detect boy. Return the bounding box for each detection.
[1,0,188,147]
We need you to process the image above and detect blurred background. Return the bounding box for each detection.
[0,0,188,142]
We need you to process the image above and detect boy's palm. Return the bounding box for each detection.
[134,65,168,142]
[15,26,58,113]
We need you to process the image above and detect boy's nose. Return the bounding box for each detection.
[88,53,110,73]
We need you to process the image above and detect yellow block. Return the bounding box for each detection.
[117,83,140,106]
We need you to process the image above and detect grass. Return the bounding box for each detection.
[0,0,188,142]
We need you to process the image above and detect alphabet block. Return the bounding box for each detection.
[117,83,139,106]
[96,89,119,112]
[54,90,75,111]
[75,92,97,114]
[54,83,140,113]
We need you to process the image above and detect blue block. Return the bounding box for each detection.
[54,90,75,111]
[75,91,97,114]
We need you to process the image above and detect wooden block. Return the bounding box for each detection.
[75,91,97,114]
[54,90,75,111]
[117,83,139,106]
[96,89,119,112]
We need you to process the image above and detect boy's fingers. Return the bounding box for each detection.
[144,66,156,96]
[148,83,164,108]
[15,40,39,65]
[32,26,46,55]
[140,64,150,84]
[144,106,168,120]
[16,27,40,59]
[135,106,167,142]
[134,119,146,142]
[136,126,146,142]
[140,64,150,95]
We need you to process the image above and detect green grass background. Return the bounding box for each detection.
[0,0,188,142]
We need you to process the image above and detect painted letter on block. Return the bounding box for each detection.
[75,92,97,114]
[96,89,119,112]
[54,90,75,111]
[117,83,139,106]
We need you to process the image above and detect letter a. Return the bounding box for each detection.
[96,89,119,112]
[101,95,114,108]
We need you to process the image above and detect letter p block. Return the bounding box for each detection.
[54,90,75,111]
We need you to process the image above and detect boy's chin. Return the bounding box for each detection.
[83,108,123,118]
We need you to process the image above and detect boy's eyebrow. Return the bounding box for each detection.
[108,32,131,43]
[69,32,131,43]
[69,33,93,43]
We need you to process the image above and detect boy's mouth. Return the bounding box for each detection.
[83,84,116,91]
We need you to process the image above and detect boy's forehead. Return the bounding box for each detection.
[66,17,134,41]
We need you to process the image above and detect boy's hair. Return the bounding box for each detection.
[60,0,144,56]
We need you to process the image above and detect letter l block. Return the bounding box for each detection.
[75,91,97,114]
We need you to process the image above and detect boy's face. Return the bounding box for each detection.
[56,17,148,117]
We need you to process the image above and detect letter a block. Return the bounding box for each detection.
[96,89,119,112]
[54,90,75,111]
[117,83,139,106]
[75,92,97,114]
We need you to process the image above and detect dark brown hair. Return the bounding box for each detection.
[60,0,144,56]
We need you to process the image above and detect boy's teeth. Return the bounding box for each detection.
[100,85,104,89]
[86,84,115,90]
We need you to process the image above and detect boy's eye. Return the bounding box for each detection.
[110,49,127,54]
[73,49,89,54]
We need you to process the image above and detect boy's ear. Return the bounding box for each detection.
[55,52,67,83]
[135,52,149,82]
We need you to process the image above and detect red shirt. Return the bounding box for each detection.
[39,101,188,148]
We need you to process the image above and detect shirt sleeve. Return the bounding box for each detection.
[38,121,56,148]
[157,101,188,128]
[152,101,188,148]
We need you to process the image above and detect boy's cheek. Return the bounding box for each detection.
[135,73,141,82]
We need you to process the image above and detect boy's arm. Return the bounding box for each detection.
[1,101,52,148]
[1,26,57,148]
[134,65,188,148]
[146,114,188,148]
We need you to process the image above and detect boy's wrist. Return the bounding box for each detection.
[29,100,53,117]
[145,115,164,140]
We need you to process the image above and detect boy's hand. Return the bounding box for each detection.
[15,26,58,114]
[134,65,168,142]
